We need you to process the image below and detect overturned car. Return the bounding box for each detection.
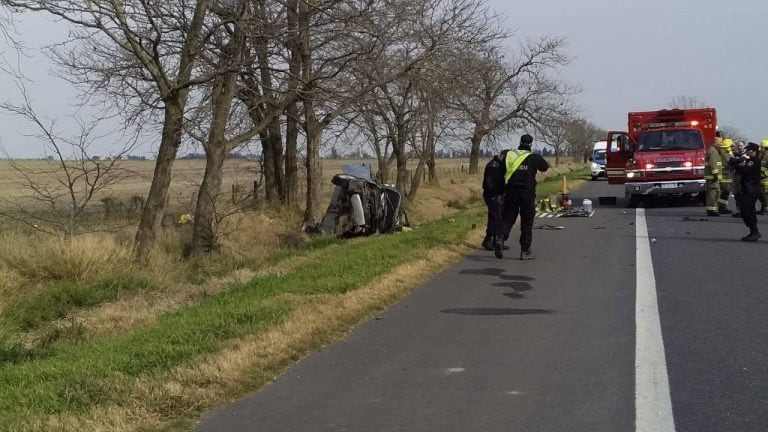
[316,165,407,237]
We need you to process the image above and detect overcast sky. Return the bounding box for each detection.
[1,0,767,157]
[487,0,768,141]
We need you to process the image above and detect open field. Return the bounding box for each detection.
[0,158,473,202]
[0,156,587,431]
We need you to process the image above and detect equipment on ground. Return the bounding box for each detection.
[604,108,717,208]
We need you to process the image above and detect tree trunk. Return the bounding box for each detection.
[284,0,301,207]
[427,153,438,184]
[394,148,407,195]
[284,107,299,206]
[469,132,483,174]
[377,152,395,184]
[261,131,278,201]
[132,102,183,264]
[132,0,210,264]
[303,120,323,227]
[190,144,227,256]
[189,0,247,257]
[408,159,425,201]
[268,119,285,200]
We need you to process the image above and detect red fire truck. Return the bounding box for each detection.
[605,108,717,207]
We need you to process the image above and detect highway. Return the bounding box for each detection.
[195,179,768,432]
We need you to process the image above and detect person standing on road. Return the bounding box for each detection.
[758,139,768,215]
[501,134,549,260]
[481,153,510,258]
[729,142,762,241]
[716,138,734,215]
[731,140,746,218]
[704,132,724,217]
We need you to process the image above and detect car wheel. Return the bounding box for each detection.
[591,175,598,181]
[627,195,640,208]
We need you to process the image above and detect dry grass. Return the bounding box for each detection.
[24,227,485,432]
[0,234,131,283]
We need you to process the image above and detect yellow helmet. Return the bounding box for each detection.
[721,138,733,149]
[761,139,768,148]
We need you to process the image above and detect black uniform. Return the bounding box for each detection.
[729,152,762,240]
[481,154,509,249]
[500,148,550,254]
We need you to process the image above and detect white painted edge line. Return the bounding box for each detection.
[635,208,676,432]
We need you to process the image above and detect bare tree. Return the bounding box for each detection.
[0,84,134,237]
[536,114,570,167]
[719,125,747,142]
[668,95,708,109]
[296,0,492,227]
[3,0,224,264]
[446,37,576,174]
[564,117,605,163]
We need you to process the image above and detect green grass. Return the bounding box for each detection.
[0,166,588,430]
[2,275,150,332]
[0,209,484,429]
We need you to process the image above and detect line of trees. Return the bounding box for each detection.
[1,0,579,263]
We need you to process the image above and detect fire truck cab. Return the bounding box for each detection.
[604,108,717,207]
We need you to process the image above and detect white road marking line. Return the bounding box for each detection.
[635,208,676,432]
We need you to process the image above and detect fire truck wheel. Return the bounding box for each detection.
[626,195,640,208]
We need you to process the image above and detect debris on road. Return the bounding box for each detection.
[534,224,565,230]
[682,216,709,222]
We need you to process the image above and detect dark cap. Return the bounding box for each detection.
[520,134,533,145]
[746,142,759,152]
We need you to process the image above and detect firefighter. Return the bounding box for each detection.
[704,132,723,216]
[731,140,746,218]
[501,134,550,260]
[481,153,509,259]
[759,139,768,214]
[716,138,734,214]
[729,142,762,241]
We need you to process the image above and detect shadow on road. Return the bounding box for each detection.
[441,308,556,316]
[493,282,533,291]
[458,268,506,276]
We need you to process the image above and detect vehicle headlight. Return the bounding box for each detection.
[591,162,599,170]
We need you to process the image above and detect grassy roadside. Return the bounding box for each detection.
[0,168,589,432]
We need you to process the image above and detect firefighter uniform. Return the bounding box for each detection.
[759,139,768,214]
[704,136,723,216]
[716,138,733,214]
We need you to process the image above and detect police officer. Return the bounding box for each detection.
[731,140,746,218]
[481,153,510,258]
[716,138,734,214]
[704,132,724,216]
[729,142,762,241]
[501,134,549,260]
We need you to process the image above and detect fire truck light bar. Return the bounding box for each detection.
[640,120,701,129]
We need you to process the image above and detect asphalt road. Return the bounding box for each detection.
[195,179,768,432]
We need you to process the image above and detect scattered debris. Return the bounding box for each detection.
[682,216,709,222]
[559,208,592,217]
[651,238,657,243]
[534,224,565,230]
[592,225,607,230]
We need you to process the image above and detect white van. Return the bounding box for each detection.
[590,141,607,181]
